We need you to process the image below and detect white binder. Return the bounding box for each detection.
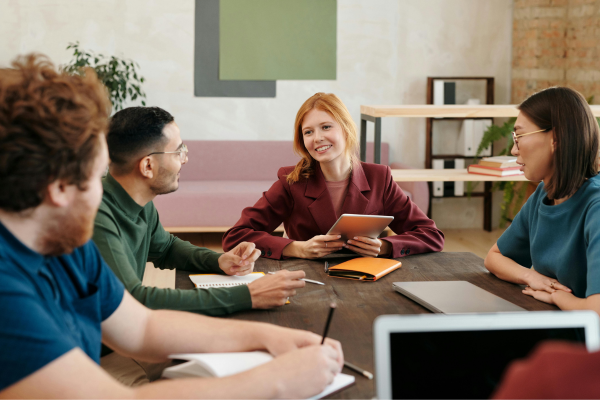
[473,119,493,156]
[454,158,465,196]
[432,159,444,197]
[458,119,475,156]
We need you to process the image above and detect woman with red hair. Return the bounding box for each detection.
[223,93,444,259]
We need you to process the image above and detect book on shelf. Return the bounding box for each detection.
[467,164,524,177]
[162,351,355,399]
[478,156,519,168]
[433,81,456,105]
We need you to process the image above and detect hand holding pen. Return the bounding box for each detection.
[320,303,374,380]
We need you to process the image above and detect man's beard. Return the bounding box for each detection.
[38,203,96,256]
[150,165,179,195]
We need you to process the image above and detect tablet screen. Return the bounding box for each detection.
[390,328,585,399]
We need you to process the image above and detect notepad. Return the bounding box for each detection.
[328,257,402,281]
[189,272,265,288]
[163,351,355,399]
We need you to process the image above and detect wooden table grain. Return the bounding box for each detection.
[176,252,556,399]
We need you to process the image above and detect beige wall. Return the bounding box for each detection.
[0,0,514,228]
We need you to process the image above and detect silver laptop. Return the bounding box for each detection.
[374,311,600,399]
[393,280,526,314]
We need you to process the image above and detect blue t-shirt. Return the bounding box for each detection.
[0,222,125,390]
[497,174,600,298]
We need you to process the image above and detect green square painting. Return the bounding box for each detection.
[219,0,337,80]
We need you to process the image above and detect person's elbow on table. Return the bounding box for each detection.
[484,243,503,275]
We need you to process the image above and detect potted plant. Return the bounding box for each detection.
[61,42,146,111]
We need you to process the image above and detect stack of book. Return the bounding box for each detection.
[467,156,524,177]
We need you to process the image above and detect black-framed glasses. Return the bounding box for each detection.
[147,143,188,162]
[511,129,550,150]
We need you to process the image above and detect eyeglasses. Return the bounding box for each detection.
[511,129,550,150]
[147,143,188,162]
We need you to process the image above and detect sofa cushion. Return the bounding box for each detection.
[153,180,275,227]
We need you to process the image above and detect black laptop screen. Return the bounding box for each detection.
[390,328,585,399]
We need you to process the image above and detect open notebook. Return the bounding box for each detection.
[163,351,355,399]
[189,272,265,288]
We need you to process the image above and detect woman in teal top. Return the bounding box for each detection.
[485,87,600,313]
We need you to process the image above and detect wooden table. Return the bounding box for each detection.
[176,252,556,399]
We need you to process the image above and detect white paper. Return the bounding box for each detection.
[168,351,355,399]
[170,351,273,377]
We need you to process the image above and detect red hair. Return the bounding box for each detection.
[287,93,359,184]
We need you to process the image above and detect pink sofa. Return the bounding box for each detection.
[153,141,429,230]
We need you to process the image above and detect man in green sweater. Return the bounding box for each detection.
[93,106,305,319]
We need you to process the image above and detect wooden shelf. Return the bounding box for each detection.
[431,154,484,159]
[360,104,600,118]
[391,169,529,182]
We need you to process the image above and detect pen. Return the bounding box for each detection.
[321,303,336,344]
[324,261,329,273]
[267,271,325,285]
[343,361,374,380]
[319,304,374,380]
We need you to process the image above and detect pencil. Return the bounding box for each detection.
[320,303,336,344]
[344,361,374,380]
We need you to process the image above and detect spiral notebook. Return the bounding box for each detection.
[189,272,265,288]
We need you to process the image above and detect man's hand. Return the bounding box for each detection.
[282,235,344,259]
[258,324,343,365]
[255,344,343,399]
[247,270,306,308]
[218,242,261,276]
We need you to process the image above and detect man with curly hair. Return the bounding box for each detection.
[0,54,343,398]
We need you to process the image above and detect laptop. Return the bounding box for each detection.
[393,281,526,313]
[374,311,600,399]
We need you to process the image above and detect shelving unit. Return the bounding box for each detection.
[425,77,494,228]
[359,97,600,231]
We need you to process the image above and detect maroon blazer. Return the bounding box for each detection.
[223,162,444,259]
[493,341,600,399]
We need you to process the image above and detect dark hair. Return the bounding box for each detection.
[107,106,174,173]
[0,54,111,212]
[518,87,599,200]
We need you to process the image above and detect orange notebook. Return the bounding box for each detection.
[327,258,402,281]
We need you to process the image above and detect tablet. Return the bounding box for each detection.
[327,214,393,242]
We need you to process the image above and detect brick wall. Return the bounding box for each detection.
[512,0,600,103]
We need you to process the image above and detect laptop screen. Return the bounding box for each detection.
[390,327,585,399]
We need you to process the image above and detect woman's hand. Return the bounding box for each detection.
[344,236,391,257]
[522,286,556,304]
[523,269,571,294]
[282,235,344,259]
